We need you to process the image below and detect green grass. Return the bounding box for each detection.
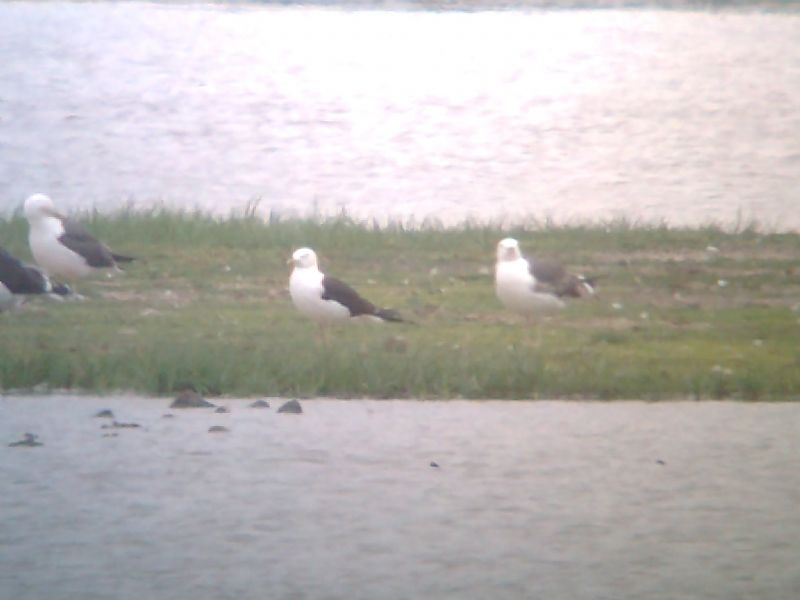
[2,209,799,400]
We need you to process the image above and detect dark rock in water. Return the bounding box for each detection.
[208,426,229,433]
[101,421,141,429]
[162,413,175,419]
[277,399,303,414]
[9,433,43,447]
[250,399,270,409]
[94,409,114,419]
[171,388,215,408]
[656,459,666,466]
[429,461,440,468]
[214,406,230,414]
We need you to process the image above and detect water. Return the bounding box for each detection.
[1,3,799,229]
[1,395,799,599]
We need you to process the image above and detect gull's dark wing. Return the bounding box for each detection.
[0,246,48,293]
[531,257,595,298]
[59,219,117,268]
[530,258,566,295]
[321,275,377,317]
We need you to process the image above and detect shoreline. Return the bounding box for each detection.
[3,390,800,403]
[3,202,797,236]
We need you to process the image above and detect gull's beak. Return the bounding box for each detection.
[43,207,67,220]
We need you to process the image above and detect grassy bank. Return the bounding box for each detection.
[1,209,799,400]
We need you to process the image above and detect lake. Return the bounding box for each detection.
[1,2,799,229]
[1,395,799,599]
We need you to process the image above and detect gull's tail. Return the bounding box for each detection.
[578,275,598,296]
[558,274,598,298]
[375,308,404,323]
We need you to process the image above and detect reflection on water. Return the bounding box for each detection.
[0,3,799,229]
[1,395,799,599]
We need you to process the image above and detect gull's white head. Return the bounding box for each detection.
[497,238,522,263]
[290,247,318,269]
[24,194,63,222]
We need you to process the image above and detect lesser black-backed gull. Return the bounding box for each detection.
[24,194,134,280]
[495,237,595,318]
[0,246,71,309]
[289,248,403,332]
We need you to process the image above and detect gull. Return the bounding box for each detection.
[495,237,595,323]
[0,246,71,310]
[289,247,403,341]
[24,194,134,280]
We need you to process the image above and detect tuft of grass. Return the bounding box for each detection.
[1,210,799,400]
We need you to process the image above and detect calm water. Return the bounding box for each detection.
[1,395,799,599]
[0,3,799,228]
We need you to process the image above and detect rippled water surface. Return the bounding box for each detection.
[1,396,799,599]
[1,3,799,228]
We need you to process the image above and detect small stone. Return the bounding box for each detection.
[429,461,439,468]
[656,459,666,465]
[162,413,175,419]
[249,400,270,408]
[611,302,623,310]
[8,433,43,447]
[94,409,114,419]
[717,279,729,288]
[214,406,230,414]
[277,399,303,414]
[103,433,119,438]
[102,421,141,429]
[208,426,229,433]
[171,387,215,408]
